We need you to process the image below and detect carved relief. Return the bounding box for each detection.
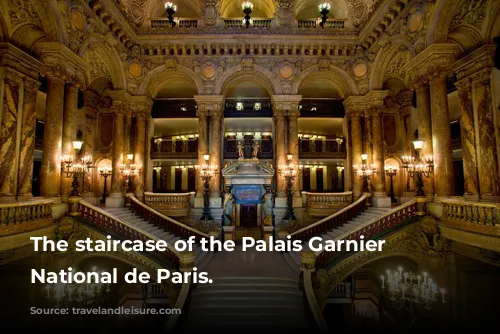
[115,0,149,29]
[384,47,410,81]
[201,0,220,26]
[450,0,488,29]
[84,48,112,81]
[7,0,42,28]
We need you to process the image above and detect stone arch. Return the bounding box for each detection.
[425,0,460,46]
[447,25,483,54]
[215,65,282,96]
[382,77,408,97]
[137,64,204,97]
[485,1,500,42]
[81,39,126,91]
[291,66,358,98]
[370,43,411,91]
[0,7,8,42]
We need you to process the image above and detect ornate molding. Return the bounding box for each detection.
[0,43,42,81]
[452,44,496,82]
[271,95,302,114]
[194,95,225,116]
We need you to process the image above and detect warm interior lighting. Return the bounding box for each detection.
[203,154,210,162]
[412,140,424,150]
[361,153,368,161]
[165,2,177,11]
[319,3,331,12]
[72,140,84,151]
[287,154,293,161]
[242,2,253,10]
[127,153,134,161]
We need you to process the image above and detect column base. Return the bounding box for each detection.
[106,192,124,208]
[372,193,391,208]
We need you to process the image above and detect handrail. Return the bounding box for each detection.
[290,195,367,241]
[127,194,210,241]
[78,200,180,266]
[0,198,54,226]
[315,200,417,268]
[440,198,500,226]
[303,191,353,197]
[303,268,329,333]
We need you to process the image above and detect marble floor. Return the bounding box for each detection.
[203,245,299,279]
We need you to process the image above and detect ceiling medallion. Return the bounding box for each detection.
[71,8,86,31]
[353,62,368,78]
[279,64,294,79]
[128,62,143,77]
[408,10,424,33]
[202,64,217,79]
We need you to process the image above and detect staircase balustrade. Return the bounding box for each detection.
[78,200,180,266]
[305,191,353,209]
[315,200,417,268]
[441,198,500,226]
[128,194,209,242]
[0,199,54,230]
[144,192,193,209]
[290,195,368,241]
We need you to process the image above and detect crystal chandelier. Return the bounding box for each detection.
[45,267,111,307]
[380,266,446,311]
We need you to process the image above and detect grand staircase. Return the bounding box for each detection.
[284,206,392,272]
[104,207,213,270]
[183,276,310,333]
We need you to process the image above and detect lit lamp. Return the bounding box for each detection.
[165,2,177,27]
[319,3,331,28]
[199,154,218,221]
[401,140,433,197]
[353,153,376,193]
[62,140,93,198]
[120,153,143,194]
[278,153,298,221]
[384,164,398,203]
[242,2,253,28]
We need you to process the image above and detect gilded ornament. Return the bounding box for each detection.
[201,64,217,79]
[128,62,143,77]
[407,10,423,33]
[353,62,368,77]
[279,64,294,79]
[71,8,87,31]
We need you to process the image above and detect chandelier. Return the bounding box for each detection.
[352,153,376,193]
[45,267,111,307]
[198,154,218,221]
[62,140,93,197]
[120,153,143,193]
[401,139,434,196]
[380,266,446,311]
[164,2,177,27]
[319,3,331,28]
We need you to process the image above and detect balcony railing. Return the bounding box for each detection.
[224,19,272,28]
[151,19,199,28]
[298,19,345,29]
[0,199,54,234]
[299,138,346,159]
[304,191,352,209]
[224,138,273,159]
[441,199,500,226]
[151,137,198,159]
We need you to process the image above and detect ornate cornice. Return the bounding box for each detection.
[271,95,302,115]
[194,95,224,117]
[0,43,42,82]
[34,42,88,89]
[343,90,389,116]
[452,45,496,82]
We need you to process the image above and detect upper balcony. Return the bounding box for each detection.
[151,135,198,159]
[299,136,346,159]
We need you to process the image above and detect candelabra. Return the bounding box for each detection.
[380,266,446,313]
[165,2,177,27]
[120,153,142,193]
[45,266,111,307]
[385,164,398,203]
[62,140,93,197]
[99,167,112,204]
[198,154,218,221]
[319,3,331,28]
[401,140,433,197]
[278,154,297,221]
[242,2,253,28]
[353,153,376,193]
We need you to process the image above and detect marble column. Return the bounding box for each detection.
[60,84,79,201]
[82,91,99,196]
[350,112,363,199]
[429,75,454,198]
[40,75,65,199]
[364,110,373,166]
[123,110,132,160]
[110,106,125,198]
[288,111,300,197]
[0,74,21,202]
[415,83,435,198]
[134,111,147,198]
[473,69,500,201]
[196,110,209,197]
[371,109,390,207]
[274,110,287,197]
[210,111,222,196]
[455,78,479,200]
[17,79,40,200]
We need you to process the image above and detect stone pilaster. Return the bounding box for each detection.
[429,73,455,198]
[349,112,363,199]
[123,109,132,161]
[82,91,100,195]
[473,69,500,201]
[17,78,41,200]
[288,109,301,199]
[455,78,479,200]
[372,109,387,196]
[109,101,125,203]
[210,110,223,197]
[195,109,209,197]
[0,71,22,202]
[272,95,301,199]
[363,109,373,166]
[40,74,65,199]
[132,98,152,199]
[60,84,79,202]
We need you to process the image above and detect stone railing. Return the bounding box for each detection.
[331,282,352,298]
[128,194,209,242]
[441,198,500,226]
[290,195,367,241]
[151,19,199,28]
[304,191,352,209]
[78,200,180,266]
[144,192,193,209]
[298,19,345,29]
[0,199,54,233]
[224,19,272,28]
[315,200,417,268]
